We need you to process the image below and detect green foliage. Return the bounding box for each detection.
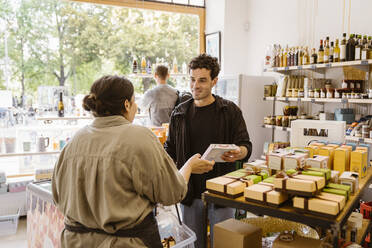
[0,0,198,103]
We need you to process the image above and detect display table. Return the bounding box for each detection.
[202,168,372,247]
[26,180,64,248]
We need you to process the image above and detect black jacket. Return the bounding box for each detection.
[164,95,252,206]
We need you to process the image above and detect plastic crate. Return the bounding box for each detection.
[0,208,20,236]
[172,224,196,248]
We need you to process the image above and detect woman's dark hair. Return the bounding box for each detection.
[188,53,220,80]
[83,75,134,117]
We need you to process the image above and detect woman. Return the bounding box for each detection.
[52,75,214,248]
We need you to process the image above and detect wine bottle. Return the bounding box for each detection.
[58,92,64,117]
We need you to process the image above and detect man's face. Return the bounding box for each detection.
[190,68,217,100]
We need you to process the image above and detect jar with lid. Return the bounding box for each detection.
[298,89,304,98]
[314,89,320,98]
[334,89,340,98]
[276,116,283,126]
[342,92,347,99]
[286,89,292,97]
[350,81,355,89]
[292,89,299,98]
[347,93,351,99]
[308,89,314,98]
[282,116,289,127]
[355,93,360,99]
[368,89,372,99]
[270,116,276,125]
[341,80,348,89]
[320,89,326,98]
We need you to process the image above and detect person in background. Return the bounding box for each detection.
[140,65,178,126]
[52,75,215,248]
[164,54,252,248]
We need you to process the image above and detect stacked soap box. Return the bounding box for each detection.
[0,170,7,194]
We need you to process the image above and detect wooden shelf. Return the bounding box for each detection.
[262,124,291,132]
[263,59,372,72]
[263,97,372,104]
[0,151,60,158]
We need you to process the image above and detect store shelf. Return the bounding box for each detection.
[345,136,372,144]
[36,116,92,121]
[263,59,372,72]
[263,97,372,104]
[128,73,188,78]
[262,125,291,132]
[0,151,60,158]
[357,219,371,245]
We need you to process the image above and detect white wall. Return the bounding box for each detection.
[206,0,372,76]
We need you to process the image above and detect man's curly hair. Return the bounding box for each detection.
[188,53,220,80]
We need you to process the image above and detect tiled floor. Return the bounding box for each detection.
[0,216,27,248]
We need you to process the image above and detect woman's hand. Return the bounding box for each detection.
[186,154,215,174]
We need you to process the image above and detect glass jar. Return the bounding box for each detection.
[314,89,320,98]
[308,89,314,98]
[298,89,304,98]
[282,116,289,127]
[270,116,276,125]
[292,89,299,98]
[276,116,283,126]
[320,89,326,98]
[286,89,292,98]
[326,89,333,98]
[334,89,340,98]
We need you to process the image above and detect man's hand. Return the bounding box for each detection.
[185,154,215,174]
[221,146,247,162]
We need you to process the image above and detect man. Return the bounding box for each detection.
[164,54,252,248]
[140,65,178,126]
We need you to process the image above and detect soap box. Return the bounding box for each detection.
[202,144,239,163]
[244,183,288,206]
[305,155,329,169]
[334,148,350,174]
[350,150,367,178]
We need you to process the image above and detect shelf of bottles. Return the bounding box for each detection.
[128,73,188,78]
[132,56,188,76]
[262,124,291,132]
[264,33,372,72]
[263,97,372,104]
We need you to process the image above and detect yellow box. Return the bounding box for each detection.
[305,146,320,158]
[318,147,335,170]
[334,148,350,174]
[327,144,340,149]
[340,145,353,151]
[350,150,367,178]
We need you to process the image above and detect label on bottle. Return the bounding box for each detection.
[318,52,324,63]
[340,45,346,60]
[362,50,367,60]
[324,55,329,63]
[320,91,326,98]
[310,56,314,64]
[355,47,361,60]
[334,52,339,59]
[335,91,340,98]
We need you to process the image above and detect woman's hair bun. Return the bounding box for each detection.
[82,94,97,112]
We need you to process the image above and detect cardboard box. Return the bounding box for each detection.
[305,155,329,169]
[293,194,344,216]
[268,152,290,170]
[214,218,262,248]
[318,147,335,169]
[243,160,267,168]
[350,150,367,178]
[340,145,353,151]
[323,183,351,199]
[334,148,350,174]
[244,184,288,206]
[283,153,308,171]
[330,170,340,183]
[339,172,359,193]
[206,176,253,198]
[304,146,319,158]
[274,174,325,196]
[272,233,323,248]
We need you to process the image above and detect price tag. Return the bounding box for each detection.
[341,99,348,104]
[361,60,368,65]
[285,67,289,71]
[297,66,303,70]
[326,63,332,68]
[297,98,301,103]
[311,98,315,103]
[285,97,289,102]
[359,138,364,143]
[311,65,316,69]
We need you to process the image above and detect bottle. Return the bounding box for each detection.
[305,47,310,65]
[363,35,368,46]
[311,48,317,64]
[318,40,324,64]
[362,44,368,60]
[368,36,372,59]
[340,33,347,61]
[299,47,303,65]
[329,41,334,62]
[334,39,340,62]
[341,80,348,89]
[182,62,187,74]
[346,34,356,61]
[355,35,362,60]
[58,92,64,118]
[284,46,288,67]
[146,60,152,74]
[279,49,284,67]
[294,47,299,66]
[324,37,330,63]
[132,58,138,74]
[172,57,178,73]
[141,56,146,74]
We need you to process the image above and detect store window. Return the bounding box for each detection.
[0,0,202,176]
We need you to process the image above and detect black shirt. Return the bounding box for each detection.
[187,100,223,199]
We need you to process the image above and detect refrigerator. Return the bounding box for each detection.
[214,74,275,161]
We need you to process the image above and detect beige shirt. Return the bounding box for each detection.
[52,116,187,248]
